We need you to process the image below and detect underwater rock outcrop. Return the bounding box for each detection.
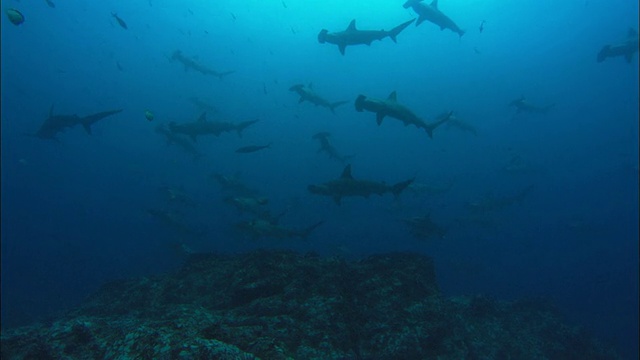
[1,250,619,359]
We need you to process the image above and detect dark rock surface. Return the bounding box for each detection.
[1,250,619,359]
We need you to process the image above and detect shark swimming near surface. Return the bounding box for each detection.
[308,164,414,205]
[597,28,639,63]
[289,84,349,114]
[169,112,259,142]
[355,91,452,138]
[171,50,235,79]
[317,18,415,55]
[32,105,122,139]
[403,0,465,37]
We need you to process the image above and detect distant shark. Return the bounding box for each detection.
[402,214,447,240]
[355,91,452,138]
[169,112,259,142]
[236,217,324,240]
[33,105,122,139]
[403,0,465,37]
[155,123,203,159]
[171,50,235,79]
[312,132,354,164]
[597,28,639,63]
[308,164,414,205]
[318,18,415,55]
[289,84,349,114]
[509,96,555,114]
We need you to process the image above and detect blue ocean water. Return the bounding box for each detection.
[1,0,637,358]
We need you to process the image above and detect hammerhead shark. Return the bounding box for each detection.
[289,84,349,114]
[597,28,639,63]
[33,105,122,139]
[308,164,414,205]
[355,91,452,138]
[509,96,555,114]
[171,50,235,79]
[402,214,447,240]
[312,132,354,164]
[318,18,415,55]
[403,0,465,37]
[155,123,203,159]
[169,112,259,142]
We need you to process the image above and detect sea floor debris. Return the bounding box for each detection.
[1,250,619,359]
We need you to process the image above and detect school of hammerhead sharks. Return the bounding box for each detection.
[24,0,638,246]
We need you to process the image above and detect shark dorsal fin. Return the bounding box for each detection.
[431,0,439,9]
[628,28,638,38]
[388,91,397,101]
[347,19,357,31]
[197,112,207,122]
[340,164,353,179]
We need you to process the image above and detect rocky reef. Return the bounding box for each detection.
[1,250,619,359]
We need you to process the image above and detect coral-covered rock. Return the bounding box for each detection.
[1,250,619,360]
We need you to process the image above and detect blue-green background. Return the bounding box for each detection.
[2,0,638,358]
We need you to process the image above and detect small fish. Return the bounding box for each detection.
[235,143,271,154]
[231,13,236,21]
[479,20,486,33]
[6,8,25,26]
[44,0,55,8]
[263,82,268,95]
[116,61,124,71]
[112,12,128,29]
[282,1,288,8]
[144,110,154,121]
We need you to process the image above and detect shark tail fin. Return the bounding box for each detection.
[330,100,349,113]
[299,221,324,239]
[391,177,415,198]
[80,109,123,135]
[426,111,453,138]
[217,70,236,79]
[389,19,415,42]
[236,119,259,137]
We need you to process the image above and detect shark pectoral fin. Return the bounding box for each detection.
[625,52,634,63]
[376,112,385,125]
[82,123,92,135]
[416,16,426,26]
[338,44,346,55]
